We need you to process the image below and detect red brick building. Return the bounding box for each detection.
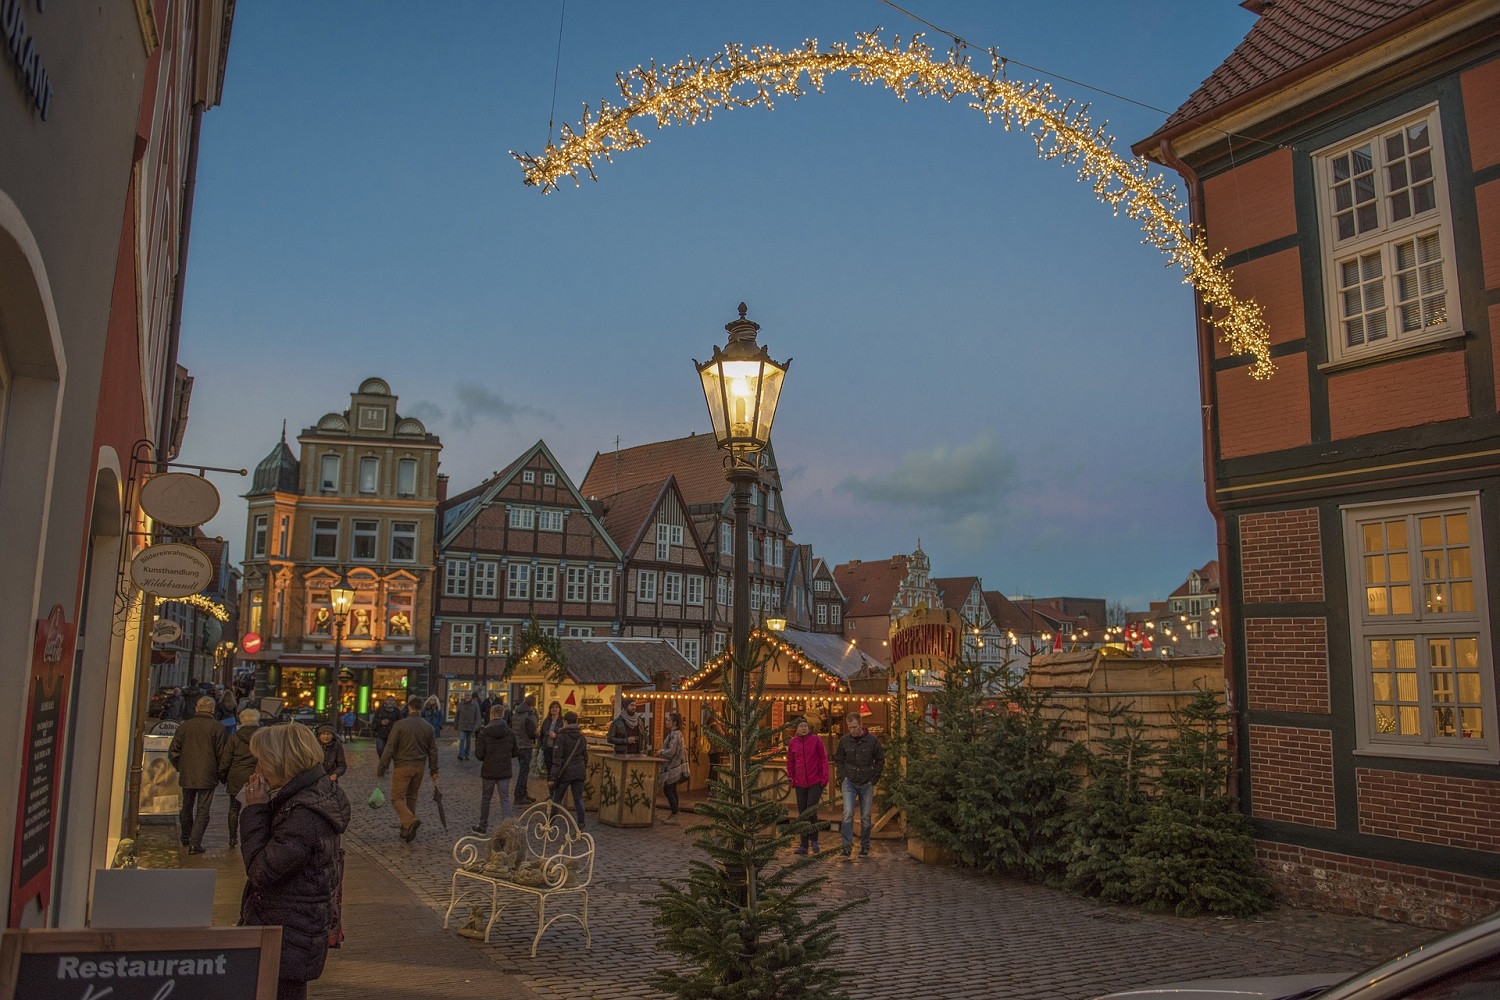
[1136,0,1500,926]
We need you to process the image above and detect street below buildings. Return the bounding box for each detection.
[139,732,1432,1000]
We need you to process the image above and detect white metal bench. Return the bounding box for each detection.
[443,801,595,956]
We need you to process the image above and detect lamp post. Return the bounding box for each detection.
[696,303,790,705]
[328,569,355,726]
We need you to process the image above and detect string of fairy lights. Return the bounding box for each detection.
[512,29,1275,379]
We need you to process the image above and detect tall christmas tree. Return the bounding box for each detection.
[647,639,858,999]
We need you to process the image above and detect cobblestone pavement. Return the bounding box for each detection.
[139,732,1436,999]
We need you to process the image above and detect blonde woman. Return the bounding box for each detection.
[241,723,350,1000]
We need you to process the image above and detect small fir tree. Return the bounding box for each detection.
[647,639,858,1000]
[894,658,1078,881]
[502,615,568,684]
[1120,688,1272,916]
[1063,703,1155,902]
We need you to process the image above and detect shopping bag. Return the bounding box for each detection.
[367,786,386,809]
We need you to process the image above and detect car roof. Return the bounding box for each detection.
[1320,910,1500,999]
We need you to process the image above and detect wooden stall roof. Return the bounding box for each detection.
[521,638,695,686]
[1025,647,1224,695]
[682,625,888,692]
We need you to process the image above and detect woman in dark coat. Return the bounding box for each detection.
[548,711,589,827]
[315,723,347,781]
[219,708,261,848]
[240,722,351,1000]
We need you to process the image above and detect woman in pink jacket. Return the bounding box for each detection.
[786,717,829,855]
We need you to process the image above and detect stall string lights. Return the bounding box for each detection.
[682,627,861,692]
[159,593,229,623]
[513,29,1274,378]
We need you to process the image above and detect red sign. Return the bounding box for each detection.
[11,605,75,926]
[241,632,263,654]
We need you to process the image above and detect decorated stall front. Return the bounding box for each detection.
[510,637,694,826]
[640,626,892,810]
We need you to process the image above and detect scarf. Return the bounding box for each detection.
[619,707,641,728]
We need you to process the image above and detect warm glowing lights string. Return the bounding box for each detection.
[513,30,1274,378]
[159,593,229,622]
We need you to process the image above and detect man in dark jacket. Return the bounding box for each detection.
[471,706,517,834]
[606,701,648,755]
[548,711,589,827]
[833,711,885,859]
[219,708,260,849]
[372,696,402,758]
[169,696,229,853]
[510,694,541,805]
[377,696,439,842]
[455,692,482,761]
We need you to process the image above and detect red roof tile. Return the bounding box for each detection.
[933,577,980,611]
[597,479,672,559]
[580,433,731,508]
[983,591,1052,634]
[833,557,911,619]
[1149,0,1447,138]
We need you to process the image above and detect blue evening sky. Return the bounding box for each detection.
[178,1,1261,610]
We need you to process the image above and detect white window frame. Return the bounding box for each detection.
[591,568,613,604]
[351,519,378,562]
[397,458,417,497]
[1315,105,1461,367]
[720,522,732,555]
[657,523,671,561]
[507,563,531,600]
[817,603,828,625]
[390,522,417,563]
[359,456,379,494]
[544,472,557,486]
[444,559,470,597]
[638,570,657,602]
[473,560,498,599]
[686,575,704,606]
[566,566,589,602]
[311,519,338,561]
[681,637,700,667]
[252,515,267,557]
[539,509,564,532]
[713,632,726,655]
[663,572,683,604]
[319,454,341,493]
[535,564,557,601]
[831,605,841,625]
[1342,492,1497,762]
[523,470,536,484]
[277,516,289,557]
[450,622,477,656]
[508,507,535,530]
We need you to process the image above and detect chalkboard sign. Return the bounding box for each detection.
[0,926,281,1000]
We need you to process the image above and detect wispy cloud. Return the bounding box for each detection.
[411,382,559,431]
[834,435,1018,548]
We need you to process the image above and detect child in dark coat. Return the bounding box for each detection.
[316,724,347,782]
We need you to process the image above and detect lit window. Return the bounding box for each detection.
[1343,493,1495,761]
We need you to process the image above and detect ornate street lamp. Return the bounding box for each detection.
[696,303,790,702]
[327,568,355,725]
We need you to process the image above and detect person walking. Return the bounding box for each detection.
[471,705,517,834]
[219,707,261,849]
[421,695,444,739]
[168,695,228,854]
[833,711,884,860]
[162,687,186,722]
[316,723,346,782]
[239,723,350,1000]
[455,692,482,761]
[787,716,830,854]
[659,712,689,822]
[371,696,402,758]
[376,695,439,843]
[548,711,589,827]
[510,694,540,805]
[539,700,564,777]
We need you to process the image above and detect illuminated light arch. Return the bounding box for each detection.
[513,30,1273,378]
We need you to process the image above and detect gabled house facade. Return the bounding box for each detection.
[833,545,942,667]
[580,433,795,660]
[809,557,846,634]
[935,576,1006,668]
[240,379,442,716]
[599,476,715,670]
[986,591,1055,671]
[436,440,622,712]
[1136,0,1500,925]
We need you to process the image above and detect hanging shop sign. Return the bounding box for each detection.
[128,543,214,598]
[139,472,220,527]
[889,605,961,676]
[151,619,183,644]
[10,606,76,927]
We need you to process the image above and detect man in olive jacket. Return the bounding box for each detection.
[377,696,439,842]
[169,696,229,853]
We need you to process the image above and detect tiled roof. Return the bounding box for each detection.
[1169,560,1221,599]
[597,479,672,558]
[933,577,979,611]
[580,433,731,508]
[833,557,910,618]
[1150,0,1445,137]
[543,638,695,686]
[984,591,1052,634]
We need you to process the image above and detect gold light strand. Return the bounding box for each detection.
[160,593,230,622]
[513,30,1273,377]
